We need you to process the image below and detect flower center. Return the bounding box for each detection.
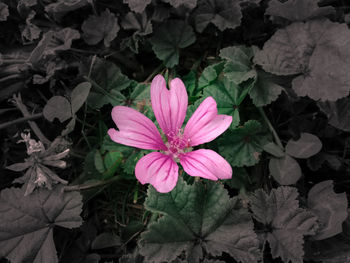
[164,129,191,162]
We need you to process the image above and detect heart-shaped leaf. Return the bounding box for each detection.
[285,133,322,159]
[43,96,72,122]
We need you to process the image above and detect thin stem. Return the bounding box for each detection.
[81,130,92,150]
[119,230,142,250]
[75,116,96,129]
[84,76,121,103]
[13,94,51,145]
[0,113,43,130]
[258,107,284,150]
[88,55,97,79]
[0,59,26,64]
[343,139,349,159]
[0,74,22,84]
[70,48,100,54]
[133,183,139,204]
[81,102,92,150]
[64,176,121,191]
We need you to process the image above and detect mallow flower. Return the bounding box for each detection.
[108,75,233,193]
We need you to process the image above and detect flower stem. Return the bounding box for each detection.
[257,107,284,150]
[0,113,43,130]
[64,176,121,191]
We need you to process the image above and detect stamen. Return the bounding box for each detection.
[164,128,189,162]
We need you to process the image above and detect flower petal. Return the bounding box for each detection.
[135,152,179,193]
[151,75,188,138]
[180,149,232,180]
[108,106,166,150]
[184,97,232,146]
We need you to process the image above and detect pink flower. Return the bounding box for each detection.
[108,75,232,193]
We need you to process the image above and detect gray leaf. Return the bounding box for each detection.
[308,180,348,240]
[269,155,302,185]
[285,133,322,159]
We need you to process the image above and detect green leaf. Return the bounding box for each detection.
[43,96,72,122]
[218,46,283,107]
[139,178,260,263]
[198,62,225,91]
[71,82,91,114]
[269,155,302,185]
[285,133,322,159]
[85,57,134,109]
[182,70,197,96]
[123,0,152,13]
[262,142,284,158]
[184,98,205,124]
[308,180,348,240]
[195,0,242,32]
[219,45,257,84]
[250,187,318,263]
[94,150,105,173]
[0,186,83,263]
[102,151,123,179]
[150,20,196,68]
[318,97,350,132]
[82,9,120,47]
[123,150,146,176]
[254,19,350,101]
[219,120,269,167]
[249,70,283,107]
[203,77,252,127]
[266,0,335,22]
[129,83,150,108]
[224,167,250,190]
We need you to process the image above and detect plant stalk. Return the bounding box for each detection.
[258,107,284,150]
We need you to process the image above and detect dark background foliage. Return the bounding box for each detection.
[0,0,350,262]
